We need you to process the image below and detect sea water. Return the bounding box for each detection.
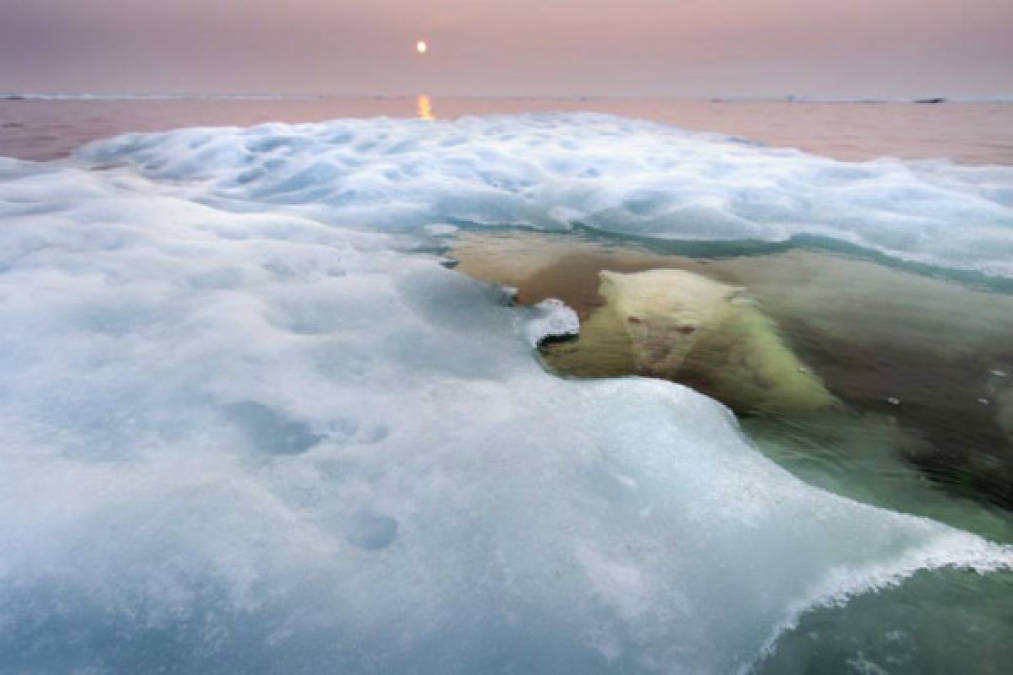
[1,98,1011,673]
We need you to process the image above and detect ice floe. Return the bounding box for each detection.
[77,113,1013,278]
[0,116,1010,672]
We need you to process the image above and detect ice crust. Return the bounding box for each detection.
[0,120,1011,673]
[525,297,580,346]
[77,113,1013,278]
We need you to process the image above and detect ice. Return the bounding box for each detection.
[524,297,580,346]
[225,401,324,455]
[77,113,1013,278]
[0,121,1011,672]
[345,510,400,550]
[2,92,310,101]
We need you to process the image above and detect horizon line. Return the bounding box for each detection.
[4,92,1013,104]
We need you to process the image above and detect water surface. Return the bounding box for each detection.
[3,96,1012,164]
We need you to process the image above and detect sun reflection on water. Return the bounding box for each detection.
[416,94,434,120]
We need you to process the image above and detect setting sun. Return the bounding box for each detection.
[416,40,427,54]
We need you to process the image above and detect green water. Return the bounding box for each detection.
[755,567,1013,674]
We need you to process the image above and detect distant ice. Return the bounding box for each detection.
[77,113,1013,278]
[1,92,319,101]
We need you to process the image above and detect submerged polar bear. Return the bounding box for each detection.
[544,268,836,415]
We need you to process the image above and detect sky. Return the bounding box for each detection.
[1,0,1011,97]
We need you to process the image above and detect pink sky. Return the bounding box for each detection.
[1,0,1010,97]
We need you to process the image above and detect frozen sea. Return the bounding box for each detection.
[1,95,1012,674]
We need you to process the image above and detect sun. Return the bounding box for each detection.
[416,40,428,55]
